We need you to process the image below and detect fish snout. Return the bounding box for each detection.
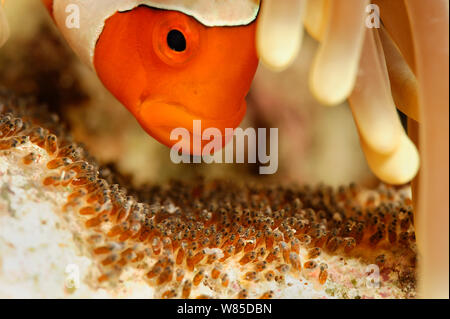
[137,99,246,154]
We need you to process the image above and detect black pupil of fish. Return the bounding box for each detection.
[167,30,186,52]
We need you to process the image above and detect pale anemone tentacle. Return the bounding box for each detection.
[361,133,419,186]
[256,0,306,71]
[407,118,420,211]
[0,0,9,48]
[378,26,420,122]
[348,28,405,156]
[309,0,369,106]
[406,0,449,299]
[303,0,329,42]
[372,0,416,74]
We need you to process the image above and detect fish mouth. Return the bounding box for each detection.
[137,99,246,154]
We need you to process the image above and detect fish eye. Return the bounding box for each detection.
[167,29,186,52]
[153,16,199,66]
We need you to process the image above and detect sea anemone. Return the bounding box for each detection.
[256,0,449,298]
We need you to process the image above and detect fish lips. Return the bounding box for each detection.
[137,99,246,155]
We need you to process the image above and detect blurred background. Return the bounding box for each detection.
[0,0,376,188]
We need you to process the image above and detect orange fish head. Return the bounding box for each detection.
[94,6,259,153]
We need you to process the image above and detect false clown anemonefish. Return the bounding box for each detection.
[41,0,261,153]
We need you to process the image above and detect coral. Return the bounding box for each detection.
[0,92,416,298]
